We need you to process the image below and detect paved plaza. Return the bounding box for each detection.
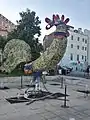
[0,75,90,120]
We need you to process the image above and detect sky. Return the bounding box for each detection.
[0,0,90,43]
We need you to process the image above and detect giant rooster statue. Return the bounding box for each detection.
[0,14,73,78]
[24,14,73,73]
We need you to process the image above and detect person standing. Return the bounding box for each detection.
[86,67,89,78]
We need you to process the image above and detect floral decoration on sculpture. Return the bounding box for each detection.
[45,14,74,38]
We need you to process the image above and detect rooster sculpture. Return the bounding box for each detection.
[0,14,74,75]
[24,14,74,74]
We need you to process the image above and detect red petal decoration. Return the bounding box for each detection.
[45,17,51,23]
[56,14,60,19]
[61,15,64,21]
[53,15,58,22]
[53,14,55,22]
[64,18,69,24]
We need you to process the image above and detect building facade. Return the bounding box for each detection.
[0,14,16,63]
[0,14,16,37]
[84,29,90,66]
[43,28,89,71]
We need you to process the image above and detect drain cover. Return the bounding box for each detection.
[50,83,60,86]
[76,90,90,94]
[0,86,9,90]
[6,97,29,104]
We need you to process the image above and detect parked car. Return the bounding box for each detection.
[58,66,73,75]
[58,66,67,75]
[62,66,73,73]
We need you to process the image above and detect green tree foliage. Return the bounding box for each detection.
[0,36,8,50]
[7,8,43,60]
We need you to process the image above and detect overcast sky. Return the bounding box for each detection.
[0,0,90,43]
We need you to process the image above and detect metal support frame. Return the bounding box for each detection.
[61,84,69,108]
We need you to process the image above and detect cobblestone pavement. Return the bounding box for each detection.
[0,75,90,120]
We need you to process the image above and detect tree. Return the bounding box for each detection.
[0,36,8,66]
[7,8,43,60]
[0,36,8,50]
[31,41,43,60]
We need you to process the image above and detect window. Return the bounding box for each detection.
[85,40,87,44]
[71,44,73,48]
[85,47,87,51]
[77,55,79,61]
[5,26,7,28]
[71,35,73,40]
[9,26,11,29]
[82,46,84,50]
[82,55,84,60]
[85,56,87,61]
[70,53,73,60]
[82,38,84,42]
[2,21,3,25]
[77,45,79,49]
[77,37,80,41]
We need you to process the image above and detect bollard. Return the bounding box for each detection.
[61,84,69,108]
[21,76,23,88]
[61,77,63,88]
[0,81,4,88]
[84,84,89,98]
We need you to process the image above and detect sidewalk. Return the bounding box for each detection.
[0,76,90,120]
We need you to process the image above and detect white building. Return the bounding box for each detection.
[84,29,90,66]
[59,28,88,71]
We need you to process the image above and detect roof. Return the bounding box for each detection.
[0,14,15,26]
